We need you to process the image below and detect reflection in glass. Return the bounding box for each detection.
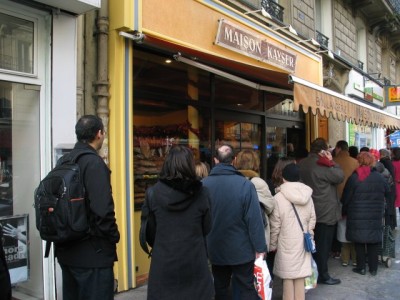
[0,12,34,74]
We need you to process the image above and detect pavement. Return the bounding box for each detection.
[114,214,400,300]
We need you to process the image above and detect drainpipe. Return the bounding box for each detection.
[95,0,110,164]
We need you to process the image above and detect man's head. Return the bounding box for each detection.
[379,148,390,159]
[75,115,105,150]
[335,140,349,155]
[310,137,328,154]
[215,144,235,165]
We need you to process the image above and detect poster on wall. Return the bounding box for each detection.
[0,214,29,284]
[389,131,400,148]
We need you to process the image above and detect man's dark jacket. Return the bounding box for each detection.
[202,163,266,265]
[55,142,120,268]
[0,228,11,300]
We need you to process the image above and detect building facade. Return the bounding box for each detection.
[2,0,400,298]
[103,0,400,292]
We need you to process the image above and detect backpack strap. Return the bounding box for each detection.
[139,188,154,257]
[44,241,52,258]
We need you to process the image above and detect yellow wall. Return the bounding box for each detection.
[141,0,322,84]
[109,1,135,291]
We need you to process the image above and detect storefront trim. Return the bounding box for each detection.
[290,75,400,129]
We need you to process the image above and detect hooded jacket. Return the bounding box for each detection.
[144,179,214,300]
[202,164,267,265]
[269,182,316,279]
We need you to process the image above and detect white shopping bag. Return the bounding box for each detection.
[254,256,273,300]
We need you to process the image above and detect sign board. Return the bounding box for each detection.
[215,19,297,73]
[385,86,400,106]
[0,214,29,284]
[389,130,400,147]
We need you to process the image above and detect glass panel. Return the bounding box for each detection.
[266,126,286,179]
[0,81,42,298]
[215,121,261,153]
[214,75,262,110]
[348,123,372,149]
[133,101,211,210]
[133,49,210,101]
[0,13,34,74]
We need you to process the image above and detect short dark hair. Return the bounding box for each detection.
[335,140,349,151]
[349,146,359,159]
[310,138,328,154]
[159,145,196,180]
[392,147,400,161]
[75,115,104,143]
[216,144,235,164]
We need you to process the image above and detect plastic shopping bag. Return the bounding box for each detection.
[254,256,273,300]
[304,258,318,290]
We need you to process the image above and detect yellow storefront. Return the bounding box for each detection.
[107,0,400,292]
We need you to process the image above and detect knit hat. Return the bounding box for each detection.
[282,163,300,182]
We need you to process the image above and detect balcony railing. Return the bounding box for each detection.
[388,0,400,14]
[316,31,329,48]
[261,0,284,22]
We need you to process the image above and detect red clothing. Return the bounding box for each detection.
[392,160,400,207]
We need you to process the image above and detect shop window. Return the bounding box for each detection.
[0,12,34,74]
[134,49,210,102]
[214,75,262,110]
[133,99,211,210]
[266,126,286,179]
[0,80,42,296]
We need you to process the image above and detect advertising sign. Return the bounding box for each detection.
[0,214,29,284]
[385,86,400,106]
[389,131,400,148]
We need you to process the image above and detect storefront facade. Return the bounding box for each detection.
[108,0,328,290]
[0,0,99,299]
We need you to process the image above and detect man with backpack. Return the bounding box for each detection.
[55,115,120,300]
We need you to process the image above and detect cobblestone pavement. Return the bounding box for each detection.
[115,215,400,300]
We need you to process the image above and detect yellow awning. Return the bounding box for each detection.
[290,75,400,129]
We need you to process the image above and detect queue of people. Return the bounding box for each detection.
[139,138,399,300]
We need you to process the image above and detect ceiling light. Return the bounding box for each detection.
[165,59,172,64]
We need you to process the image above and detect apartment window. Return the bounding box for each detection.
[0,12,35,74]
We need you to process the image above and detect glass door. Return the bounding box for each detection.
[0,80,42,299]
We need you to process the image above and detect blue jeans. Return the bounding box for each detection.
[60,263,114,300]
[212,261,260,300]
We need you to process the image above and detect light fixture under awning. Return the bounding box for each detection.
[289,75,400,129]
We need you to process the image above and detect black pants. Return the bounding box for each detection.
[212,261,260,300]
[313,222,336,280]
[60,263,114,300]
[355,242,379,272]
[0,257,11,300]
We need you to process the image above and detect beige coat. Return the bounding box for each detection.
[269,181,316,279]
[239,170,275,251]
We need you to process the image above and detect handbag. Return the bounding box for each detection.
[292,203,316,253]
[254,256,273,300]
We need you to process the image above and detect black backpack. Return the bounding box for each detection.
[34,150,94,257]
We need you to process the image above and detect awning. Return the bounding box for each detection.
[290,75,400,129]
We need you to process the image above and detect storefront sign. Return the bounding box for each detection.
[0,214,29,284]
[215,19,297,73]
[386,86,400,106]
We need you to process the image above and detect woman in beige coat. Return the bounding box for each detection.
[270,163,316,300]
[235,149,275,250]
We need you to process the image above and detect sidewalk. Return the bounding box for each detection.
[115,216,400,299]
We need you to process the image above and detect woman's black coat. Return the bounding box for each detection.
[142,179,214,300]
[342,168,390,243]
